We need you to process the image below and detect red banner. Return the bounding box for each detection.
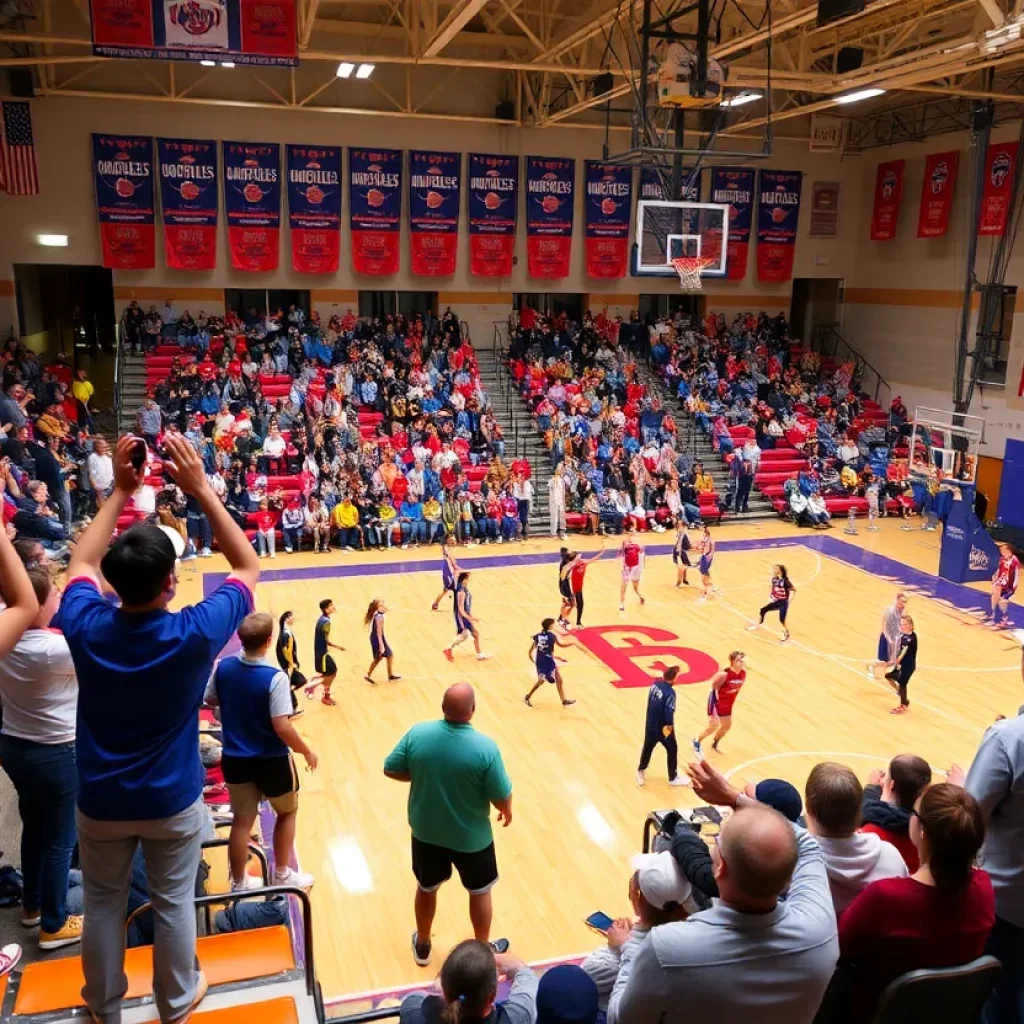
[980,142,1015,236]
[526,157,574,279]
[100,224,156,270]
[917,151,958,239]
[470,235,514,276]
[870,159,904,241]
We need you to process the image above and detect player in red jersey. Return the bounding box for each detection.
[693,651,746,755]
[988,542,1020,629]
[618,537,646,612]
[569,545,605,628]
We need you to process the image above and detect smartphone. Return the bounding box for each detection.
[585,911,614,935]
[130,438,147,472]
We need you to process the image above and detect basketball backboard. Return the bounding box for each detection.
[633,199,729,277]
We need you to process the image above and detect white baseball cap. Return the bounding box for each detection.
[632,851,692,910]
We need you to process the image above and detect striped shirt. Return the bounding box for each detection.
[882,603,904,651]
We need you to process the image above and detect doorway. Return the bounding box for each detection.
[358,291,438,320]
[224,289,311,321]
[789,278,844,343]
[14,263,116,356]
[514,293,584,322]
[638,292,705,325]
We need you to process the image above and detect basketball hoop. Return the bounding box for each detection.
[671,256,714,292]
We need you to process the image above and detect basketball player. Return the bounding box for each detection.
[693,651,746,755]
[987,542,1020,629]
[557,548,577,629]
[885,614,917,714]
[364,597,401,684]
[636,666,690,787]
[866,591,909,678]
[697,525,715,601]
[673,521,692,588]
[305,599,345,707]
[523,618,575,707]
[430,535,461,612]
[443,571,491,662]
[569,546,604,628]
[747,564,797,642]
[618,537,646,612]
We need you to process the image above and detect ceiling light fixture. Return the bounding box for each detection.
[37,234,68,247]
[723,91,762,108]
[356,62,375,79]
[221,61,235,68]
[200,59,215,66]
[833,86,885,105]
[336,61,355,78]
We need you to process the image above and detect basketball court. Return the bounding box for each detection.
[177,520,1022,1002]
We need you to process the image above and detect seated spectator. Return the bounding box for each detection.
[838,783,994,1020]
[332,496,361,551]
[399,940,538,1024]
[582,851,692,1011]
[804,762,907,915]
[14,480,66,547]
[254,498,277,559]
[536,965,599,1024]
[862,755,932,871]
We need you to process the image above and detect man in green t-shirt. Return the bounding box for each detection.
[384,682,513,967]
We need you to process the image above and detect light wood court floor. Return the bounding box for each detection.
[176,520,1023,1000]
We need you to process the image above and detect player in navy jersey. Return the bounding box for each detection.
[746,564,797,641]
[523,617,575,707]
[636,666,689,787]
[364,597,401,684]
[305,598,345,706]
[697,525,716,601]
[443,572,491,662]
[557,547,578,628]
[430,536,461,612]
[885,614,918,714]
[673,522,692,588]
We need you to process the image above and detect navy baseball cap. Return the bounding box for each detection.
[755,779,803,822]
[536,965,599,1024]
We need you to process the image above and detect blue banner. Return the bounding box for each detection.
[286,144,341,274]
[349,147,402,275]
[408,150,461,276]
[222,140,280,271]
[585,161,631,278]
[92,133,155,269]
[526,155,575,278]
[158,137,217,270]
[756,169,802,282]
[467,153,518,277]
[710,167,755,280]
[639,166,701,201]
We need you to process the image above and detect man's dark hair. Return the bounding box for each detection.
[888,754,932,808]
[663,666,680,682]
[319,598,333,613]
[12,537,43,566]
[100,524,176,607]
[26,564,53,607]
[805,762,862,836]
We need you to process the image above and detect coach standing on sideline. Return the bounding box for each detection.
[59,434,259,1024]
[636,667,690,789]
[384,682,513,969]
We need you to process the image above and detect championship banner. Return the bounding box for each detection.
[408,150,461,277]
[223,141,280,272]
[585,161,632,278]
[286,144,341,275]
[349,148,401,276]
[917,151,958,239]
[92,134,155,270]
[638,166,701,201]
[158,138,217,270]
[756,169,802,283]
[979,142,1016,236]
[467,153,518,277]
[709,167,754,281]
[870,159,904,241]
[89,0,297,67]
[526,156,575,279]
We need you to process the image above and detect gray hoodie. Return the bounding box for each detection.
[816,832,908,915]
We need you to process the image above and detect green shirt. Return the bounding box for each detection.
[384,719,512,853]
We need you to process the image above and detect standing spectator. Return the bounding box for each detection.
[384,683,513,966]
[803,761,907,915]
[58,434,259,1024]
[87,438,114,508]
[136,397,163,449]
[735,456,754,514]
[512,472,534,541]
[861,755,932,871]
[548,465,567,539]
[204,612,317,891]
[635,667,689,788]
[72,369,96,430]
[838,784,994,1020]
[608,760,839,1024]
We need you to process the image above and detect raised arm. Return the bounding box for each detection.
[0,527,38,656]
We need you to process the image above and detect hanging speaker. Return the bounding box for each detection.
[816,0,865,26]
[9,68,35,98]
[495,101,515,121]
[836,47,863,74]
[593,72,613,96]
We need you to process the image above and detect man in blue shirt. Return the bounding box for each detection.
[60,434,259,1024]
[636,667,690,789]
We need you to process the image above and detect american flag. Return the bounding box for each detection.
[0,101,40,196]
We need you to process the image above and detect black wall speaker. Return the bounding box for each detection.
[9,68,35,98]
[836,46,864,74]
[495,101,515,121]
[593,72,613,96]
[816,0,865,26]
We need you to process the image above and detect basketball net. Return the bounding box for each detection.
[672,256,714,292]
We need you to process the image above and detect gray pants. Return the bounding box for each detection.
[549,503,567,536]
[77,798,205,1024]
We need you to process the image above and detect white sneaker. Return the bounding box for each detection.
[273,866,315,890]
[200,548,213,557]
[476,653,492,660]
[1012,629,1024,647]
[230,873,264,891]
[284,547,293,553]
[636,770,646,786]
[670,775,691,787]
[270,552,276,559]
[746,623,759,631]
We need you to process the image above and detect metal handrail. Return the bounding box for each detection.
[113,319,124,436]
[811,322,892,412]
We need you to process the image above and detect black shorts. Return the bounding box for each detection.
[316,654,337,676]
[221,753,298,799]
[411,836,498,895]
[558,579,573,601]
[673,550,691,566]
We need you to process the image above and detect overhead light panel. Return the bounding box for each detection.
[200,59,215,66]
[723,91,762,108]
[37,234,68,247]
[336,61,355,78]
[834,86,885,104]
[356,62,374,79]
[221,61,235,68]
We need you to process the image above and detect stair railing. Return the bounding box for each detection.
[811,322,892,413]
[113,319,124,437]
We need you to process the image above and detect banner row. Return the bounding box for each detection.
[91,135,801,281]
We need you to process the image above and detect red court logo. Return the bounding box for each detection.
[573,625,719,689]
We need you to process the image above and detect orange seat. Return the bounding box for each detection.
[141,997,299,1024]
[14,925,294,1015]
